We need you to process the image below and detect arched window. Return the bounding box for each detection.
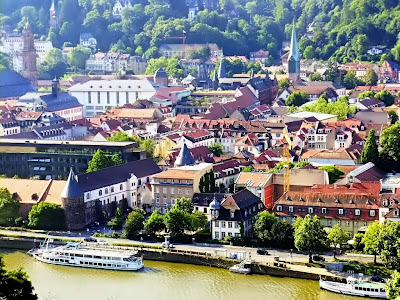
[120,184,123,190]
[99,190,102,196]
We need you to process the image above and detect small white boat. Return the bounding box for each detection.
[320,276,387,299]
[229,260,252,275]
[28,238,144,271]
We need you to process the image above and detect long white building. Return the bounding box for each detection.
[1,37,53,72]
[68,79,162,116]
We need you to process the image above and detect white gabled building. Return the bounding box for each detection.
[77,159,162,213]
[68,79,162,117]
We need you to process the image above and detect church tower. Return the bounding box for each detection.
[287,20,300,83]
[49,0,58,29]
[22,22,38,88]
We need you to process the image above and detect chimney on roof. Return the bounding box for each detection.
[52,76,60,97]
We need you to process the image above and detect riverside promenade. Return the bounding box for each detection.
[0,228,376,280]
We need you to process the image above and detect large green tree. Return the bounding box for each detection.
[318,166,344,183]
[327,224,350,258]
[38,48,67,80]
[123,209,145,239]
[386,271,400,300]
[380,123,400,172]
[253,211,277,244]
[285,91,308,107]
[361,129,379,165]
[107,207,124,230]
[378,221,400,269]
[175,197,194,214]
[145,57,184,78]
[144,210,165,235]
[0,188,20,226]
[208,143,224,157]
[66,45,91,71]
[270,219,294,249]
[87,149,113,172]
[0,256,37,300]
[164,207,186,237]
[376,90,395,106]
[362,221,382,264]
[294,215,327,263]
[388,110,399,125]
[363,68,378,86]
[28,202,65,230]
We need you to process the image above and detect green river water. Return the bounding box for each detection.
[1,249,364,300]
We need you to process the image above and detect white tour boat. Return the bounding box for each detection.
[319,276,387,299]
[29,239,144,271]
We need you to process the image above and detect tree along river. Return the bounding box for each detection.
[1,249,364,300]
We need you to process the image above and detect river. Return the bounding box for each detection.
[1,249,364,300]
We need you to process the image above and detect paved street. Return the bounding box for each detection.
[0,229,379,265]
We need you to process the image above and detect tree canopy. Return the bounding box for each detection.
[379,123,400,172]
[301,96,356,120]
[285,91,308,107]
[123,209,145,239]
[208,142,224,157]
[318,166,344,183]
[0,187,20,226]
[28,202,65,230]
[294,215,327,263]
[0,256,37,300]
[360,129,379,165]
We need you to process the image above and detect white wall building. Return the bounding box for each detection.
[68,79,161,116]
[1,37,53,72]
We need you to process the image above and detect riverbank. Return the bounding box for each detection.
[0,235,341,282]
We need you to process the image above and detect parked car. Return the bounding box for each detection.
[97,239,108,245]
[312,255,325,262]
[256,249,269,255]
[84,237,97,243]
[371,275,385,283]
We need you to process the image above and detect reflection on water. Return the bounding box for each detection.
[1,249,363,300]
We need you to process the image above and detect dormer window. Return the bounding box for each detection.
[289,206,294,212]
[355,209,361,216]
[321,207,327,214]
[369,210,376,217]
[338,208,344,215]
[308,207,313,214]
[276,205,282,212]
[230,210,234,218]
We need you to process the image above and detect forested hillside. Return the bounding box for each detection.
[1,0,400,63]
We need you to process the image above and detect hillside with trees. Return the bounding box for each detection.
[1,0,400,64]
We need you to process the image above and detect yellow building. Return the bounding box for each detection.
[154,134,179,158]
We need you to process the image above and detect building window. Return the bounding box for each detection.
[222,221,226,228]
[203,207,207,213]
[156,195,160,203]
[221,232,226,239]
[289,206,294,213]
[170,187,175,194]
[228,232,232,237]
[105,188,108,194]
[185,188,189,196]
[86,193,90,200]
[215,232,219,239]
[116,92,119,104]
[230,210,234,218]
[321,208,327,214]
[337,220,341,225]
[328,219,332,226]
[99,190,102,196]
[126,92,129,104]
[215,221,219,227]
[163,195,167,203]
[369,210,376,217]
[276,205,282,212]
[308,207,313,214]
[235,222,239,228]
[178,188,182,195]
[338,209,344,215]
[171,198,175,205]
[228,222,232,228]
[97,91,100,104]
[163,187,167,194]
[120,184,123,190]
[111,187,114,193]
[346,221,350,227]
[355,209,361,216]
[88,92,91,104]
[107,92,110,104]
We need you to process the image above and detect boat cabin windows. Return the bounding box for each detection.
[354,286,383,293]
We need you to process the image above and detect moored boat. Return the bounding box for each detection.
[29,238,144,271]
[319,276,387,299]
[229,260,252,275]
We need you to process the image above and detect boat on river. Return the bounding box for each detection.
[229,260,252,274]
[319,276,387,298]
[28,238,144,271]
